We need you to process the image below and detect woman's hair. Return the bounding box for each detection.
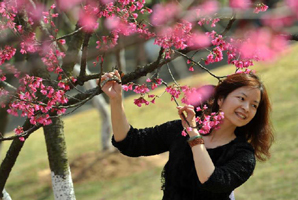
[211,72,274,161]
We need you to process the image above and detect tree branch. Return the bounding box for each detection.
[56,27,84,40]
[78,33,92,80]
[221,12,236,36]
[174,50,226,81]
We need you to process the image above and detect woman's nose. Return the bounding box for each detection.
[242,102,249,112]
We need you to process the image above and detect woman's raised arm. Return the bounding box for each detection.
[100,70,130,142]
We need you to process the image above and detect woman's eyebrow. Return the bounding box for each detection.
[241,92,247,97]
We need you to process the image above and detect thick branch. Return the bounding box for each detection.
[78,33,92,80]
[65,48,181,106]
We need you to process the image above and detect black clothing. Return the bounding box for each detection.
[112,120,256,200]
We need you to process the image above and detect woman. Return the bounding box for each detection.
[100,71,274,200]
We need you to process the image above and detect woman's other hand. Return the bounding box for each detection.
[177,105,196,129]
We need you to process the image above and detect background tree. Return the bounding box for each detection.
[0,0,297,199]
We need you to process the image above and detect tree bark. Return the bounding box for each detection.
[43,117,76,200]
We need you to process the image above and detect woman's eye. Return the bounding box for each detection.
[237,96,244,101]
[252,104,258,109]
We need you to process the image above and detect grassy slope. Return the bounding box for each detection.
[1,44,298,200]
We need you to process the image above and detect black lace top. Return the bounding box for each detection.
[112,120,256,200]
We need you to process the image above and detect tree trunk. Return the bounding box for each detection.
[43,117,76,200]
[73,64,113,151]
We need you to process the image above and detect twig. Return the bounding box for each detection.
[221,12,236,36]
[0,124,42,142]
[161,81,192,128]
[0,81,17,91]
[98,54,105,89]
[166,63,179,86]
[56,27,84,40]
[174,50,226,81]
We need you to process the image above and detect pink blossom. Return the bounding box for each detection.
[146,78,151,82]
[79,12,98,32]
[0,45,16,65]
[14,126,24,135]
[254,3,268,13]
[229,0,251,10]
[187,32,210,49]
[104,16,120,30]
[133,84,150,94]
[132,13,138,19]
[151,3,180,26]
[200,0,219,16]
[165,86,181,99]
[26,3,45,22]
[57,108,66,115]
[59,39,66,44]
[286,0,298,18]
[134,97,149,107]
[181,130,187,136]
[262,14,295,29]
[151,83,157,90]
[238,28,288,61]
[50,4,56,9]
[182,85,214,106]
[101,0,115,3]
[19,137,25,142]
[122,84,133,91]
[189,66,194,71]
[151,98,156,104]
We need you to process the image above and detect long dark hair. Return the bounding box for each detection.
[210,72,274,161]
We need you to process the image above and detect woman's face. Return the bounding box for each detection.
[218,86,261,128]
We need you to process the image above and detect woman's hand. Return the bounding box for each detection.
[177,105,198,136]
[99,70,122,101]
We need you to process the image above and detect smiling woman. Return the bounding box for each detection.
[101,71,274,200]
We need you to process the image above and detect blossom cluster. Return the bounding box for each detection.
[7,75,71,128]
[0,45,16,65]
[0,1,17,32]
[181,85,214,106]
[122,78,162,107]
[14,126,25,142]
[181,104,224,136]
[92,0,154,50]
[196,105,225,135]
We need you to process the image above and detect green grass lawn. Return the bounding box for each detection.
[1,44,298,200]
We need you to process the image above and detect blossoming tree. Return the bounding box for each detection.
[0,0,297,199]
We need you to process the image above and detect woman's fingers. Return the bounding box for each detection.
[177,105,196,127]
[100,70,122,88]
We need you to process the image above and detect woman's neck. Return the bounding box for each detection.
[205,122,236,145]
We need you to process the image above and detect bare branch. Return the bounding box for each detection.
[221,12,236,36]
[0,81,17,91]
[56,27,84,40]
[174,50,226,81]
